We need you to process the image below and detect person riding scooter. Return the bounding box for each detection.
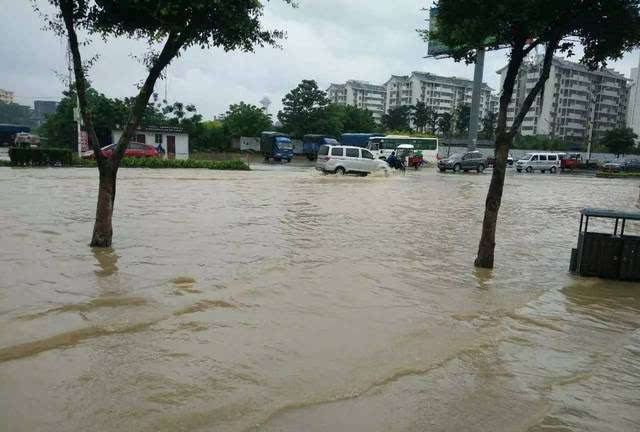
[386,151,404,170]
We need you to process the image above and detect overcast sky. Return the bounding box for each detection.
[2,0,639,119]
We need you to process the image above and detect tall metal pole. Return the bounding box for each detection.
[468,48,485,151]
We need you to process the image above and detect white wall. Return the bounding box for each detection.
[239,136,260,152]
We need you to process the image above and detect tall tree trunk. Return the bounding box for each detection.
[475,37,558,268]
[474,41,525,269]
[474,131,512,268]
[91,166,117,247]
[59,0,187,247]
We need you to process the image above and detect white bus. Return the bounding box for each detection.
[367,135,439,163]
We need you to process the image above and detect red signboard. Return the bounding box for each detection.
[79,130,89,152]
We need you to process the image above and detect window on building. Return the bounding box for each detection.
[155,134,162,144]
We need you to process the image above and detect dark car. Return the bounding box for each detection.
[623,159,640,172]
[438,151,488,173]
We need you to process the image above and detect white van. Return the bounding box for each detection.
[315,145,389,176]
[516,152,561,173]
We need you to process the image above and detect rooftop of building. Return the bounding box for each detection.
[496,56,627,80]
[409,71,494,91]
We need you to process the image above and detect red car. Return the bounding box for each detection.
[83,142,160,159]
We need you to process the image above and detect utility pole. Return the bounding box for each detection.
[468,48,485,151]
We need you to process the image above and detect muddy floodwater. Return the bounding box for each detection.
[1,165,639,432]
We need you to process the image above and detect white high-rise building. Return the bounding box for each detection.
[327,80,386,121]
[385,72,496,120]
[499,56,629,148]
[626,55,640,139]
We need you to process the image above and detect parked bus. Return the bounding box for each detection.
[368,135,439,163]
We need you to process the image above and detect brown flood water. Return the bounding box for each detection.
[0,164,639,432]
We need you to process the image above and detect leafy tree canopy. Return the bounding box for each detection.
[454,104,470,136]
[599,127,638,156]
[382,106,413,132]
[425,0,640,69]
[224,102,272,137]
[437,112,453,137]
[278,80,329,137]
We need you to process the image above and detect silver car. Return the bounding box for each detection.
[437,151,488,173]
[315,145,389,176]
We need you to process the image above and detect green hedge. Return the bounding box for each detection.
[596,171,640,178]
[8,147,73,166]
[119,157,250,170]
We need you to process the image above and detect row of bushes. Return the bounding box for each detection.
[8,147,73,166]
[596,171,640,178]
[119,157,250,170]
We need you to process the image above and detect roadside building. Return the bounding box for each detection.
[327,80,386,121]
[33,100,59,126]
[500,55,629,149]
[626,56,640,141]
[0,89,15,104]
[112,126,189,159]
[384,72,496,120]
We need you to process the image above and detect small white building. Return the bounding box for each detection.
[112,126,189,159]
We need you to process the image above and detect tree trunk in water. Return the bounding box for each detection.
[474,132,512,268]
[90,167,117,247]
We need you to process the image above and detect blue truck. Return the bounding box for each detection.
[261,131,293,162]
[340,133,384,149]
[302,134,339,160]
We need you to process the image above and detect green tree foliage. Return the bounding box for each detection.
[193,120,230,151]
[0,101,36,127]
[599,127,638,156]
[338,105,378,133]
[39,0,292,247]
[480,111,497,139]
[425,106,440,134]
[437,112,453,137]
[278,80,329,137]
[424,0,640,268]
[454,104,470,136]
[224,102,272,137]
[382,106,413,132]
[413,101,429,132]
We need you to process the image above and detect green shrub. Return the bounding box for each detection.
[119,157,250,170]
[8,147,73,166]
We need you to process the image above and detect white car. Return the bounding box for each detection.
[316,145,389,176]
[516,152,561,173]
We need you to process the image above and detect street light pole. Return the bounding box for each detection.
[468,48,486,151]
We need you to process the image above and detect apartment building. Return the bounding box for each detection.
[326,80,386,121]
[0,88,15,104]
[500,55,629,148]
[627,58,640,139]
[384,72,496,120]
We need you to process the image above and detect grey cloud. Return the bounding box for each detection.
[1,0,638,119]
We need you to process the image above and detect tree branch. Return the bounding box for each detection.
[509,36,560,136]
[59,0,105,165]
[495,37,526,137]
[112,31,188,164]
